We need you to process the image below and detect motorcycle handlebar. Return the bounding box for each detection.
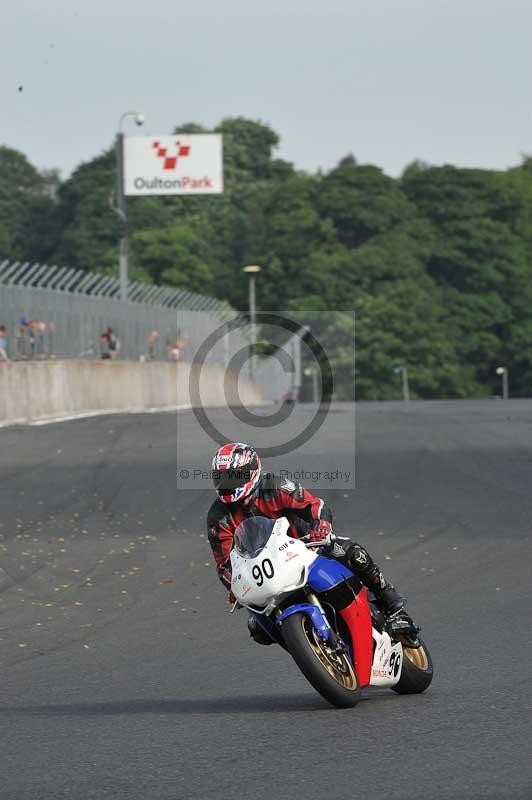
[301,533,336,548]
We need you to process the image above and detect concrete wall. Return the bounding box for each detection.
[0,361,263,425]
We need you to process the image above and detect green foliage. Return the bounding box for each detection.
[132,226,214,293]
[215,117,280,181]
[2,124,532,398]
[0,146,56,260]
[318,162,415,247]
[50,148,117,270]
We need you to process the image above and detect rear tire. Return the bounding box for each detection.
[393,639,433,694]
[281,612,361,708]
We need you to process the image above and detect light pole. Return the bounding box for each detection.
[393,365,410,401]
[401,366,410,402]
[116,111,145,301]
[304,366,319,404]
[496,366,509,400]
[243,265,261,381]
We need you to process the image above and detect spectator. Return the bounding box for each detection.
[167,333,188,362]
[106,327,120,359]
[15,317,31,359]
[147,329,160,361]
[167,338,182,362]
[99,333,111,359]
[99,328,120,360]
[29,319,47,358]
[0,325,8,361]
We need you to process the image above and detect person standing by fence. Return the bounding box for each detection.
[99,332,111,359]
[29,320,47,358]
[100,328,121,360]
[106,328,120,359]
[15,318,31,359]
[147,329,160,361]
[0,325,8,361]
[167,333,188,362]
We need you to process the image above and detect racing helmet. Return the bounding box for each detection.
[212,443,261,504]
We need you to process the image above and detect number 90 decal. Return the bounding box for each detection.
[389,651,401,677]
[252,559,275,587]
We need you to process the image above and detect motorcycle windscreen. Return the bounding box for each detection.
[234,516,276,559]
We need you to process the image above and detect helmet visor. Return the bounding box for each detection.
[213,466,257,497]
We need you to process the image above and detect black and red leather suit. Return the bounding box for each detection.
[207,473,398,610]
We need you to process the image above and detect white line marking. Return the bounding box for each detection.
[0,406,192,429]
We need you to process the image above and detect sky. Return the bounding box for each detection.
[2,0,532,179]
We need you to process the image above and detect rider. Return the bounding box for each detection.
[207,442,418,645]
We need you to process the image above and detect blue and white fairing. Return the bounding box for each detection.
[230,517,317,615]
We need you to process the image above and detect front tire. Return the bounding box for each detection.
[281,612,361,708]
[393,639,433,694]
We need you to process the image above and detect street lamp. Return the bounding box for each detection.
[401,366,410,402]
[392,365,410,402]
[116,111,144,301]
[243,265,261,381]
[496,366,509,400]
[304,366,319,404]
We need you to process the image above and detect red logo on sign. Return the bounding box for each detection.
[152,140,190,170]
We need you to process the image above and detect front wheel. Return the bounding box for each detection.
[281,612,361,708]
[393,639,433,694]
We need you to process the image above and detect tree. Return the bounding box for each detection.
[317,161,415,248]
[50,148,117,270]
[215,117,281,181]
[0,146,57,261]
[130,226,214,294]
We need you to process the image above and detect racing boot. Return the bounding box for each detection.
[387,610,421,647]
[247,616,274,646]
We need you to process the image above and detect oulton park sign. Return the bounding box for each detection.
[123,134,223,196]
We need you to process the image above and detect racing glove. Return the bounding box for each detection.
[308,519,333,545]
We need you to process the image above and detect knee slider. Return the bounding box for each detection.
[346,543,374,576]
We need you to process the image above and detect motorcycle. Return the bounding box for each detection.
[230,516,433,708]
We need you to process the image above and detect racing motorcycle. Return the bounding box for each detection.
[230,516,433,708]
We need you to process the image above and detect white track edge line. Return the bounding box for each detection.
[0,405,193,429]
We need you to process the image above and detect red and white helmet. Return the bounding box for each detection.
[212,443,261,504]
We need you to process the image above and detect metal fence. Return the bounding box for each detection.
[0,260,295,400]
[0,259,240,363]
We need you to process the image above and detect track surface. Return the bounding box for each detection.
[1,401,531,800]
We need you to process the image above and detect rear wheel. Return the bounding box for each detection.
[281,612,361,708]
[393,639,433,694]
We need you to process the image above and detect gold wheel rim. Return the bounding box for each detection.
[404,644,429,671]
[302,617,357,691]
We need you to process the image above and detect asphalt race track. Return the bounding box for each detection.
[1,401,531,800]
